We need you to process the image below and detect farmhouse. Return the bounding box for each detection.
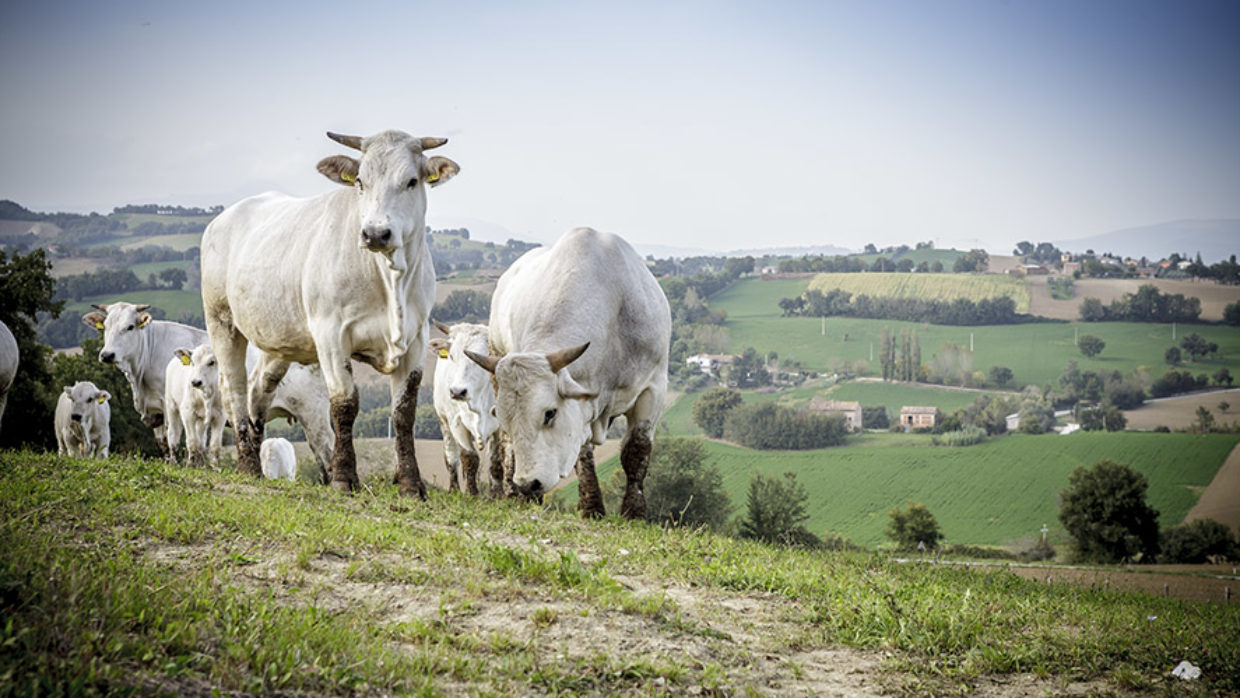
[809,397,863,432]
[686,354,735,374]
[899,406,940,430]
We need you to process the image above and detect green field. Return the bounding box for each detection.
[593,432,1238,548]
[66,289,205,320]
[708,278,1240,388]
[808,272,1031,313]
[128,260,194,279]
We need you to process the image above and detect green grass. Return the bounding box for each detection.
[597,432,1238,548]
[823,382,997,416]
[128,260,194,279]
[808,272,1031,313]
[2,451,1238,695]
[706,279,1240,387]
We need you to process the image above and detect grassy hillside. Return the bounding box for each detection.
[707,279,1240,387]
[595,432,1239,548]
[64,289,206,320]
[2,451,1237,695]
[808,272,1031,313]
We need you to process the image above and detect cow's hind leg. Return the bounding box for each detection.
[390,365,427,500]
[441,421,461,493]
[575,442,604,519]
[461,449,480,497]
[486,436,507,499]
[248,353,290,432]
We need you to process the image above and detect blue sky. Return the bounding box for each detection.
[1,0,1236,253]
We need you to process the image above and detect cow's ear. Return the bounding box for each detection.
[63,386,73,396]
[422,156,459,188]
[83,311,106,331]
[317,155,361,186]
[97,391,110,404]
[138,313,153,329]
[174,348,192,366]
[557,371,597,401]
[429,338,450,358]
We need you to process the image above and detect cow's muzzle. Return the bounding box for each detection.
[99,351,115,364]
[360,227,394,251]
[71,413,83,422]
[450,387,468,401]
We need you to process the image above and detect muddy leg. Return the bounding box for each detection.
[619,421,653,521]
[575,442,605,519]
[461,450,480,497]
[392,368,427,500]
[329,390,360,492]
[487,437,506,499]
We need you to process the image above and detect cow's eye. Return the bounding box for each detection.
[207,360,215,367]
[543,409,557,426]
[356,178,365,191]
[125,324,134,331]
[407,177,419,189]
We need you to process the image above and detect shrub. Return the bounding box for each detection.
[861,405,889,429]
[691,387,743,438]
[886,501,944,551]
[737,471,819,548]
[1160,519,1237,563]
[1077,334,1106,358]
[932,426,987,447]
[723,403,848,450]
[643,437,733,531]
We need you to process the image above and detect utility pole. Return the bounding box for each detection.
[970,332,974,352]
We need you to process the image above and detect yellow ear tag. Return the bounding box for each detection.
[426,172,440,183]
[95,322,104,330]
[180,355,191,366]
[97,395,106,404]
[438,348,449,359]
[340,171,356,183]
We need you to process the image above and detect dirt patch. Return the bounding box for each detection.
[1027,276,1240,321]
[1123,389,1240,432]
[1186,443,1240,535]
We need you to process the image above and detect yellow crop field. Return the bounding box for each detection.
[808,272,1031,313]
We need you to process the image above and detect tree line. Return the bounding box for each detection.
[1079,284,1201,323]
[780,288,1022,325]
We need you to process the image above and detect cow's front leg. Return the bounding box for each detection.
[575,442,604,519]
[391,368,427,500]
[487,437,507,499]
[619,419,653,521]
[461,449,480,497]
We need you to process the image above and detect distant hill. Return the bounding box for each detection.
[1053,219,1240,263]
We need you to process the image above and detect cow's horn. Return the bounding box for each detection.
[432,319,451,335]
[464,350,499,374]
[134,304,151,311]
[90,303,109,311]
[327,131,364,151]
[419,137,448,151]
[546,342,590,373]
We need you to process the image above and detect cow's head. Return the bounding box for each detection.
[174,344,220,401]
[62,381,109,423]
[429,321,498,445]
[466,343,595,496]
[82,302,153,367]
[316,129,459,268]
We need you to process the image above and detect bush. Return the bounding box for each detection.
[737,471,819,548]
[932,426,987,447]
[1160,519,1237,563]
[861,405,889,429]
[691,387,742,438]
[643,437,733,531]
[886,501,944,551]
[1077,334,1106,358]
[1019,538,1057,562]
[1059,460,1160,563]
[723,403,848,450]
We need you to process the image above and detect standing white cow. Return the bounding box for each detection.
[164,344,227,467]
[55,381,111,458]
[82,302,336,481]
[429,321,501,496]
[201,129,458,497]
[466,227,670,519]
[261,437,298,481]
[0,319,17,434]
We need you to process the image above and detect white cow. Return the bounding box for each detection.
[429,321,501,496]
[201,129,459,497]
[261,437,298,481]
[55,381,111,458]
[164,344,227,468]
[466,228,671,519]
[0,319,17,434]
[82,302,336,481]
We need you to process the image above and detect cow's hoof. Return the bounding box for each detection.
[330,479,356,494]
[398,482,428,501]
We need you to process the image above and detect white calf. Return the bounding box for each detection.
[55,381,111,458]
[164,344,227,467]
[429,321,500,496]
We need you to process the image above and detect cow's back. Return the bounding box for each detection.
[0,319,17,392]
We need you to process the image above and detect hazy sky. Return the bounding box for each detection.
[2,0,1237,253]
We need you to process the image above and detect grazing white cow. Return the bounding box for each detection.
[261,437,298,481]
[466,228,671,519]
[0,319,17,434]
[82,302,336,480]
[201,129,459,497]
[429,321,501,496]
[164,344,228,467]
[55,381,111,458]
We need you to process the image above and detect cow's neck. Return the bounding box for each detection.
[371,235,426,372]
